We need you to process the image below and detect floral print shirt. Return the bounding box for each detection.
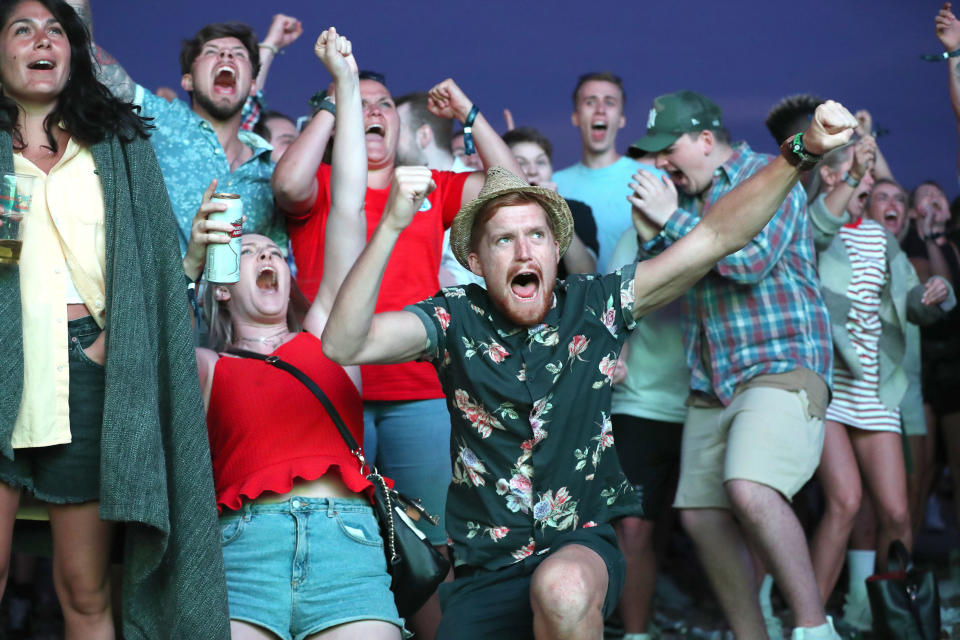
[133,85,287,256]
[407,267,643,571]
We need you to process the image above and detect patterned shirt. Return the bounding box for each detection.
[408,269,643,571]
[641,143,832,405]
[133,85,286,255]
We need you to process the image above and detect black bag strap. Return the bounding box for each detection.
[225,347,368,472]
[888,539,929,639]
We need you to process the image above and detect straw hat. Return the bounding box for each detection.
[449,166,573,269]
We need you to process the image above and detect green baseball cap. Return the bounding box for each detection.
[629,91,723,154]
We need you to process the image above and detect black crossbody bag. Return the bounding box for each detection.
[227,348,450,617]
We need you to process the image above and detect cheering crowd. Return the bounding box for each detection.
[0,0,959,639]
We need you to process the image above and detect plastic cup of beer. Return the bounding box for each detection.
[0,172,34,265]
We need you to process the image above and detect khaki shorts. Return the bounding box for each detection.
[673,386,824,510]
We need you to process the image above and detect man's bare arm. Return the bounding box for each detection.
[66,0,136,101]
[322,167,436,365]
[254,14,303,94]
[629,100,858,319]
[936,3,960,174]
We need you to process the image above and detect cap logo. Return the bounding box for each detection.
[691,117,700,126]
[646,108,657,130]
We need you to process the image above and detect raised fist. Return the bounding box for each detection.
[803,100,859,156]
[384,166,437,231]
[263,14,303,51]
[314,27,357,80]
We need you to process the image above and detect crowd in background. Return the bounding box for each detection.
[1,0,960,639]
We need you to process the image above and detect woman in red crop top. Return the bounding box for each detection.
[183,30,403,640]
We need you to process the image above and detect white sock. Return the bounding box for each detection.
[846,549,875,599]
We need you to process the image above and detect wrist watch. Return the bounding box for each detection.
[779,132,822,171]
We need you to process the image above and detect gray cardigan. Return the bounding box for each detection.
[809,194,954,412]
[0,131,229,638]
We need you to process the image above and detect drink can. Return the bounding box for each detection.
[204,193,243,283]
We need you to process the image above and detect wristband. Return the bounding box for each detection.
[463,105,479,156]
[921,48,960,61]
[316,98,336,118]
[258,42,280,55]
[779,132,821,171]
[185,273,202,319]
[308,90,336,117]
[842,171,861,188]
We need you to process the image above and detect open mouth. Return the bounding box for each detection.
[365,123,385,137]
[213,66,237,93]
[255,266,278,291]
[510,272,540,299]
[590,120,607,141]
[27,59,55,70]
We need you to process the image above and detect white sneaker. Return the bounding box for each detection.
[790,616,841,640]
[840,590,872,631]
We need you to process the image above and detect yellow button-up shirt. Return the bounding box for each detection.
[13,139,106,448]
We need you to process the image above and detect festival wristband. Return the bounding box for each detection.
[463,105,479,156]
[842,171,861,188]
[921,48,960,61]
[258,42,280,55]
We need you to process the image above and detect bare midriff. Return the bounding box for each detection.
[252,473,359,505]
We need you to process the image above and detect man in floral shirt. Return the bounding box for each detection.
[323,100,857,640]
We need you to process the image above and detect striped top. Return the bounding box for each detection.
[825,218,900,431]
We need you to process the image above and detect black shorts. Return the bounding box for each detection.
[436,524,625,640]
[611,414,683,520]
[921,336,960,415]
[0,316,104,503]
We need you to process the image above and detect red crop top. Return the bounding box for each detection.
[207,332,373,511]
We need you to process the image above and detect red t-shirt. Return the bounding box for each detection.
[286,164,470,401]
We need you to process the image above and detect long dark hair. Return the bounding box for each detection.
[0,0,151,151]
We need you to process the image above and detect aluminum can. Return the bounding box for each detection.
[204,193,243,283]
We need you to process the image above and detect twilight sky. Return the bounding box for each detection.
[97,0,955,196]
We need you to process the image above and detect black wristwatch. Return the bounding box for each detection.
[780,132,822,171]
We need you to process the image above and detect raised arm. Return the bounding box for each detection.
[822,136,875,218]
[302,28,366,336]
[937,3,960,174]
[66,0,136,102]
[271,66,338,215]
[627,100,858,319]
[322,168,435,365]
[254,14,302,94]
[425,79,523,203]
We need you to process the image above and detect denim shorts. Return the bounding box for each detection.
[220,496,404,640]
[0,315,104,503]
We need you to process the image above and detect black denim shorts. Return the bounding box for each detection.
[0,315,104,503]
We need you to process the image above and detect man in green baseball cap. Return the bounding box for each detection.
[627,94,861,640]
[630,90,724,155]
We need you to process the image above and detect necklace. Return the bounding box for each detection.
[234,326,290,349]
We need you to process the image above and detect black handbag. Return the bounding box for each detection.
[865,539,941,639]
[226,348,450,617]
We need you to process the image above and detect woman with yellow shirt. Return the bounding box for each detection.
[0,0,229,637]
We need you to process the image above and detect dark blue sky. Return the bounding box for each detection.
[98,0,954,196]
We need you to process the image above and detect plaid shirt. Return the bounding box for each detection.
[642,143,832,405]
